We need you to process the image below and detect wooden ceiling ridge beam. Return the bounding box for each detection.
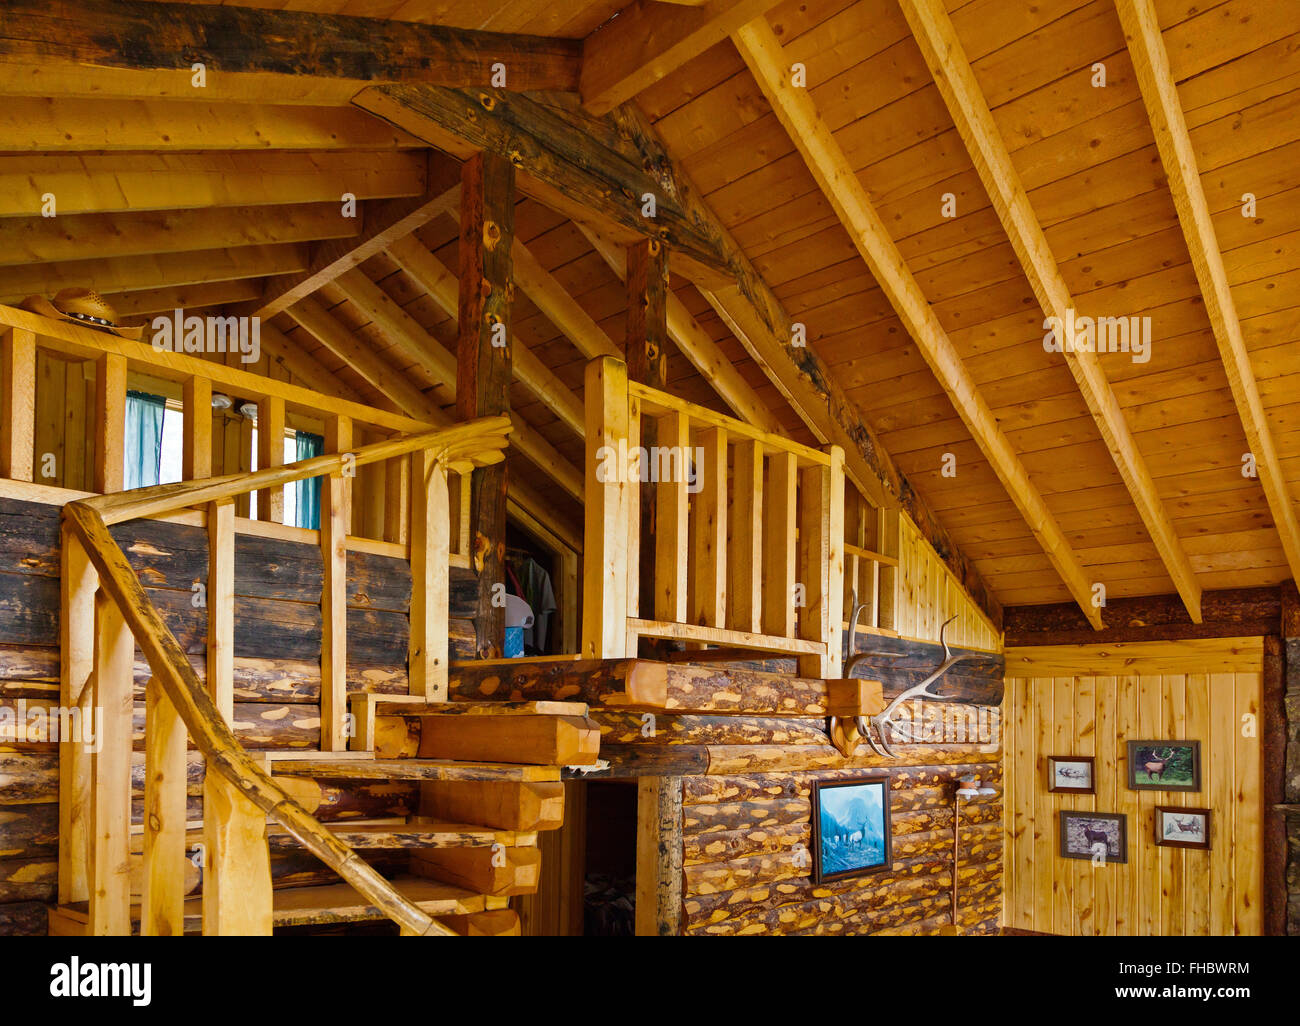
[900,0,1203,625]
[0,0,581,103]
[580,0,786,116]
[733,17,1100,629]
[1114,0,1300,592]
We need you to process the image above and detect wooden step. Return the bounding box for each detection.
[266,820,536,851]
[375,710,601,765]
[269,757,562,782]
[349,693,590,752]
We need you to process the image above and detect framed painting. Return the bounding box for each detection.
[810,775,891,883]
[1127,741,1201,791]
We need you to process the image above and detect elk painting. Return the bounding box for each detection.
[1059,812,1128,863]
[810,776,891,883]
[1127,741,1201,792]
[1048,755,1096,795]
[1155,806,1212,850]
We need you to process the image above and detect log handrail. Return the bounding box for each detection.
[64,416,512,936]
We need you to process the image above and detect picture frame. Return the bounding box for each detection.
[1058,811,1127,863]
[810,774,892,883]
[1127,740,1201,792]
[1047,755,1096,794]
[1154,806,1211,850]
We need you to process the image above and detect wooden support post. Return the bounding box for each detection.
[635,776,682,936]
[256,394,286,523]
[825,446,846,675]
[627,238,670,618]
[693,426,727,628]
[583,357,632,659]
[877,507,901,632]
[0,326,36,481]
[207,499,235,724]
[762,450,798,639]
[654,410,690,624]
[384,453,410,545]
[58,526,96,906]
[796,458,831,678]
[410,448,450,701]
[94,352,126,493]
[141,678,187,936]
[321,414,352,751]
[89,589,133,935]
[202,772,273,936]
[458,151,514,659]
[727,439,763,634]
[182,375,212,480]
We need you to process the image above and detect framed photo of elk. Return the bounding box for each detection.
[1154,806,1211,850]
[809,775,892,883]
[1047,755,1095,794]
[1127,741,1201,792]
[1059,811,1128,863]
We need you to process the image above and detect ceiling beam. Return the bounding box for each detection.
[111,280,262,321]
[577,223,786,435]
[734,18,1101,629]
[0,150,426,218]
[0,0,580,104]
[0,203,360,268]
[352,85,734,285]
[580,0,783,116]
[1115,0,1300,592]
[900,0,1202,624]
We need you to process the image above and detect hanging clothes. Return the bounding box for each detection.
[124,390,166,490]
[517,556,557,654]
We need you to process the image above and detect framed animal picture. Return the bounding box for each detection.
[810,775,891,883]
[1059,811,1127,863]
[1155,806,1211,850]
[1127,741,1201,792]
[1047,755,1095,794]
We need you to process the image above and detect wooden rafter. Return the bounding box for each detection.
[0,1,580,104]
[899,0,1203,623]
[580,0,784,116]
[1114,0,1300,592]
[733,18,1102,629]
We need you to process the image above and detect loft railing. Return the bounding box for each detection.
[583,355,847,678]
[59,417,511,936]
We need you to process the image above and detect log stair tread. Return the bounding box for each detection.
[269,757,563,782]
[265,820,536,850]
[372,698,590,716]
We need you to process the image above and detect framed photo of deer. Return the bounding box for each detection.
[1127,741,1201,792]
[1155,806,1211,850]
[1047,755,1096,794]
[809,774,892,883]
[1059,811,1128,863]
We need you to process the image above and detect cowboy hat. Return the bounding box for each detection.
[20,287,143,341]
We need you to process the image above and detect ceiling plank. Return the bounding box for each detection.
[110,281,262,321]
[0,203,359,268]
[734,17,1102,629]
[259,320,365,403]
[0,0,580,104]
[0,151,426,218]
[511,236,620,360]
[900,0,1203,624]
[580,0,783,116]
[1114,0,1300,595]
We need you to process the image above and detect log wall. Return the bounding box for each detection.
[0,495,474,933]
[1003,638,1265,935]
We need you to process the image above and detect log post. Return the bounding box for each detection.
[635,776,683,936]
[202,771,274,936]
[89,589,133,935]
[1276,584,1298,935]
[182,375,213,480]
[583,357,632,659]
[141,678,187,936]
[0,326,36,481]
[207,499,235,724]
[256,394,286,523]
[58,526,96,906]
[410,448,451,701]
[321,414,352,751]
[458,151,514,659]
[94,352,127,493]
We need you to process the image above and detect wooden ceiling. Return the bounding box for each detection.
[1,0,1296,624]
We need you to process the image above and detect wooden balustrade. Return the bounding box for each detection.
[583,356,848,677]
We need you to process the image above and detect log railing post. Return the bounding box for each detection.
[141,678,187,936]
[654,410,690,624]
[202,771,273,936]
[727,440,764,634]
[94,352,127,494]
[58,526,96,906]
[182,375,213,481]
[207,499,235,723]
[795,446,844,679]
[256,394,286,523]
[321,414,352,751]
[0,326,36,481]
[583,356,632,658]
[89,589,133,935]
[409,448,450,701]
[693,426,728,628]
[762,451,798,640]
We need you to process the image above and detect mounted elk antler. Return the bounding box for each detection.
[846,616,977,758]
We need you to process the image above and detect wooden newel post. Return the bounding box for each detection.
[141,678,187,936]
[583,357,632,659]
[89,589,133,935]
[58,525,96,907]
[202,772,273,936]
[410,449,451,701]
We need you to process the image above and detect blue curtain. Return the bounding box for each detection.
[124,390,166,490]
[295,431,324,530]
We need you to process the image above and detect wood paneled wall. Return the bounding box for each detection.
[896,512,1000,652]
[1003,638,1265,935]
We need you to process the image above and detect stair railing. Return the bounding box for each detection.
[60,416,511,936]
